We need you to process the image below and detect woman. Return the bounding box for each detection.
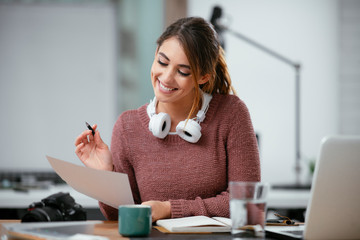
[75,17,260,222]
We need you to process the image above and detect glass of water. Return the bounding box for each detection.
[229,181,269,238]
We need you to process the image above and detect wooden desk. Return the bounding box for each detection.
[0,220,278,240]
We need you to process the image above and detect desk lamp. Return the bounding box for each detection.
[210,6,305,188]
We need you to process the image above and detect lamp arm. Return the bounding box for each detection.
[224,26,300,69]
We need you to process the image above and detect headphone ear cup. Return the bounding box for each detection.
[149,112,171,139]
[176,119,202,143]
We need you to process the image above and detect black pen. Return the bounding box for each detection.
[85,122,95,136]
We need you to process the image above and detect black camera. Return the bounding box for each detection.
[21,192,87,222]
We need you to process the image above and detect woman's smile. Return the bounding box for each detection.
[158,79,178,93]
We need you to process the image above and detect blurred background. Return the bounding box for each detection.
[0,0,359,220]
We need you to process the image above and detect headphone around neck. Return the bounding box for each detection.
[146,92,213,143]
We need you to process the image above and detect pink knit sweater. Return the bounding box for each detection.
[99,93,260,220]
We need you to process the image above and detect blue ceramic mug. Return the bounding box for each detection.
[118,205,152,237]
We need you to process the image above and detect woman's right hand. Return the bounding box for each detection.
[74,124,113,171]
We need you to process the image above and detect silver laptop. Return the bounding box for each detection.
[266,135,360,239]
[0,221,104,239]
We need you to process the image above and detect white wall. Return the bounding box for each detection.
[0,3,117,170]
[188,0,339,184]
[338,0,360,134]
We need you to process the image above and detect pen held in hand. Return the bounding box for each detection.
[85,122,95,136]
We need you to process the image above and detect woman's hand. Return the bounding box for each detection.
[74,124,113,171]
[141,201,171,222]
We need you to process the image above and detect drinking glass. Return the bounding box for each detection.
[229,181,269,238]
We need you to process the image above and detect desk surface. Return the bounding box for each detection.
[0,220,278,240]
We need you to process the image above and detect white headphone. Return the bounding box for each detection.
[146,92,213,143]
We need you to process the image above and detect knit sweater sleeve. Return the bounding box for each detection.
[169,95,261,218]
[99,111,141,220]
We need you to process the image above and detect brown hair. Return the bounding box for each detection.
[156,17,235,119]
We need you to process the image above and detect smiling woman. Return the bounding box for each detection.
[74,17,260,223]
[151,37,205,128]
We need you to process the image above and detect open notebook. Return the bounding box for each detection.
[156,216,232,233]
[266,136,360,239]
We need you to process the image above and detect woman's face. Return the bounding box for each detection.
[151,37,203,107]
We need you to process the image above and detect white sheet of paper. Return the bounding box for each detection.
[47,156,134,208]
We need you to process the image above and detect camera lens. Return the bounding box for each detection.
[22,206,63,222]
